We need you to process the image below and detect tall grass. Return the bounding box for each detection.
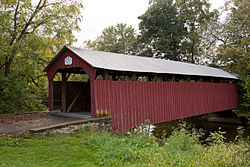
[90,124,249,167]
[0,125,249,167]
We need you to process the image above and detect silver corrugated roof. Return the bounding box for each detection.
[67,46,237,79]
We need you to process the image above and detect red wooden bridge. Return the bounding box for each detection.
[45,46,239,133]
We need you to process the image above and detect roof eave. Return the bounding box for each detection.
[96,67,238,80]
[44,45,68,72]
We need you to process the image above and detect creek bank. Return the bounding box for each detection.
[199,110,250,125]
[153,111,250,142]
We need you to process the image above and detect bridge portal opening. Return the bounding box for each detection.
[52,67,91,114]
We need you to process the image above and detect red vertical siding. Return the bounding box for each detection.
[94,80,240,133]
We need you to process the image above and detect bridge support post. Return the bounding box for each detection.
[171,75,175,82]
[131,74,136,81]
[61,72,67,112]
[210,77,214,83]
[199,76,203,82]
[104,70,109,80]
[153,74,158,81]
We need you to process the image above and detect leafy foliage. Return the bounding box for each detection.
[90,126,249,167]
[86,23,138,55]
[215,0,250,119]
[205,127,226,145]
[138,0,217,63]
[138,0,186,60]
[0,74,45,114]
[0,0,83,113]
[175,0,218,63]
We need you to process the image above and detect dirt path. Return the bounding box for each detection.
[0,112,84,134]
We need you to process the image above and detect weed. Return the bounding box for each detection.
[0,125,248,167]
[206,127,226,145]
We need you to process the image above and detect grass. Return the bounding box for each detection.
[0,129,97,167]
[0,126,249,167]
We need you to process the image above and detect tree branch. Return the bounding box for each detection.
[210,31,226,44]
[0,63,5,71]
[30,76,39,87]
[44,2,59,8]
[38,57,49,67]
[30,74,47,87]
[30,20,47,34]
[9,0,20,46]
[17,0,47,41]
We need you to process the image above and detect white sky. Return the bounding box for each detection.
[73,0,226,47]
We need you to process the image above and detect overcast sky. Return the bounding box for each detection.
[73,0,226,47]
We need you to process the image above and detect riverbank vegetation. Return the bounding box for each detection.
[0,125,249,166]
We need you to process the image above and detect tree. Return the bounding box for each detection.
[86,23,138,55]
[138,0,186,60]
[175,0,218,64]
[215,0,250,119]
[199,15,226,65]
[0,0,82,76]
[0,0,83,113]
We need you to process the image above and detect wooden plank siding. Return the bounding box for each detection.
[94,80,240,133]
[53,81,91,112]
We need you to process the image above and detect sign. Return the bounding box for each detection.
[65,56,72,65]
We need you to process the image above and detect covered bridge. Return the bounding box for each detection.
[45,46,239,132]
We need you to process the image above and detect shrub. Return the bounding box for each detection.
[0,75,46,114]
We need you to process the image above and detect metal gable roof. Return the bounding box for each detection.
[66,46,237,79]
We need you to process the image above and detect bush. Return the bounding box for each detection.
[0,75,46,114]
[90,125,249,167]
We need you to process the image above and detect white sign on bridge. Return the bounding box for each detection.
[65,56,72,65]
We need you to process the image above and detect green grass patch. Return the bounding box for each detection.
[0,129,97,167]
[0,126,249,167]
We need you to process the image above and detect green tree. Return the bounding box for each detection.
[138,0,186,60]
[199,16,226,65]
[0,0,83,113]
[216,0,250,119]
[0,0,82,76]
[175,0,218,64]
[86,23,138,55]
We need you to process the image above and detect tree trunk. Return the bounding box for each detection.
[4,58,11,76]
[191,51,194,64]
[4,48,16,76]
